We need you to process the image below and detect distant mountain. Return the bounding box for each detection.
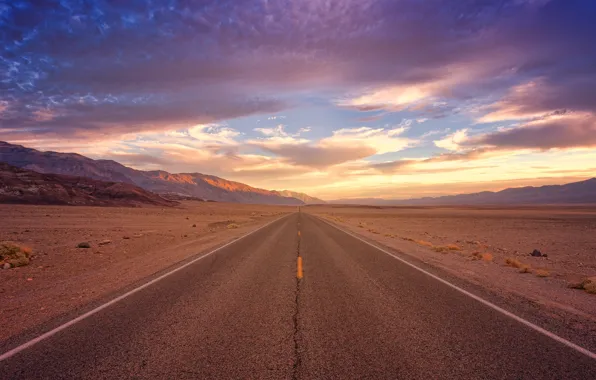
[0,141,305,205]
[330,178,596,206]
[0,163,177,207]
[274,190,325,204]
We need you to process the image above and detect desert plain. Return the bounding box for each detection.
[0,202,292,343]
[2,202,596,349]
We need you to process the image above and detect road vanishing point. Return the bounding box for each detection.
[1,212,595,379]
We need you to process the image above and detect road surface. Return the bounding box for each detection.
[1,212,595,379]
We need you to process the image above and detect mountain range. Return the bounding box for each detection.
[3,141,593,206]
[0,141,324,205]
[330,177,596,206]
[0,162,177,207]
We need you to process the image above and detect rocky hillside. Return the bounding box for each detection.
[0,141,305,205]
[275,190,325,204]
[0,163,178,207]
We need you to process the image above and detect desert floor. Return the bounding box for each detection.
[3,203,595,346]
[304,205,596,334]
[0,202,294,342]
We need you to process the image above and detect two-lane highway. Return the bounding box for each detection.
[1,212,595,379]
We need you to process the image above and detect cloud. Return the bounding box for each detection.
[249,125,414,168]
[253,124,311,140]
[254,144,376,168]
[338,84,436,112]
[469,112,596,150]
[5,0,594,140]
[254,125,289,137]
[434,129,469,151]
[0,95,286,140]
[320,126,413,155]
[188,124,241,146]
[106,153,173,167]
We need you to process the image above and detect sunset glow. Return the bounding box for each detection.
[1,0,595,200]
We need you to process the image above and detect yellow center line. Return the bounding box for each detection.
[297,257,303,279]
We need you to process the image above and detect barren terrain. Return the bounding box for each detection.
[306,205,596,331]
[0,202,293,342]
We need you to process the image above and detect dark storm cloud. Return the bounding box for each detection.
[1,0,596,139]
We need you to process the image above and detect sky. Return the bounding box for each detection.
[1,0,596,200]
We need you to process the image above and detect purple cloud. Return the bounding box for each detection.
[471,113,596,150]
[1,0,595,146]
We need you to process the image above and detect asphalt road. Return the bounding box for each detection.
[1,212,595,379]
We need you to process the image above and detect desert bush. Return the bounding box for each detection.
[414,240,434,248]
[504,257,531,273]
[571,277,596,294]
[505,257,523,268]
[227,223,239,229]
[481,253,493,261]
[584,278,596,294]
[0,242,32,268]
[432,244,462,253]
[518,265,531,274]
[445,244,462,251]
[535,269,550,277]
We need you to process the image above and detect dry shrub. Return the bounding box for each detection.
[518,265,531,274]
[584,279,596,294]
[505,257,524,269]
[402,237,415,242]
[446,244,462,251]
[535,269,550,277]
[504,257,531,273]
[415,240,434,248]
[226,223,239,229]
[432,244,462,253]
[481,253,493,261]
[0,242,32,268]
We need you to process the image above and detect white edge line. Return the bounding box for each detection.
[0,213,292,362]
[315,215,596,361]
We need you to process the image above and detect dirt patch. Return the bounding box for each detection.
[207,220,237,228]
[0,202,292,342]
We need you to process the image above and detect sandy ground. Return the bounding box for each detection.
[0,202,294,343]
[305,205,596,330]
